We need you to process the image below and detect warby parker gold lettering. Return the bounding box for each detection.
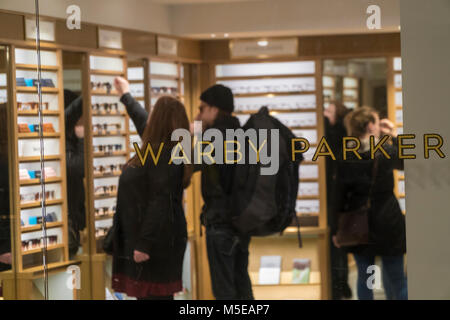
[290,134,446,161]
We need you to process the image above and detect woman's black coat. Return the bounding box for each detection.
[111,94,187,298]
[333,137,406,256]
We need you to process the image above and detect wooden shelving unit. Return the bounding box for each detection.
[9,46,70,271]
[214,60,329,300]
[388,56,406,215]
[85,53,129,248]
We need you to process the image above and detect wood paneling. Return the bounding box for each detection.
[55,20,98,49]
[123,29,157,56]
[0,12,24,41]
[178,38,202,60]
[201,33,401,62]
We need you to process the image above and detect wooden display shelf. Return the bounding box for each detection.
[216,74,316,81]
[93,151,127,158]
[18,132,60,139]
[93,131,127,137]
[21,221,63,233]
[92,111,126,117]
[128,79,144,84]
[90,89,120,96]
[289,126,317,130]
[234,91,316,98]
[90,69,125,76]
[398,193,406,198]
[297,195,319,200]
[19,155,60,162]
[250,271,321,287]
[234,108,317,115]
[95,214,114,221]
[20,177,62,186]
[17,110,60,116]
[16,87,59,93]
[20,260,81,277]
[20,199,63,209]
[150,74,179,80]
[396,105,403,109]
[15,63,59,71]
[94,192,118,200]
[299,178,319,182]
[22,243,65,256]
[93,172,121,179]
[283,226,327,236]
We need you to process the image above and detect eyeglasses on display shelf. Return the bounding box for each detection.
[9,46,71,273]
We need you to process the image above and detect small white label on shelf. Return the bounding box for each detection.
[157,37,178,56]
[98,28,123,49]
[25,18,55,42]
[230,38,298,59]
[259,256,282,285]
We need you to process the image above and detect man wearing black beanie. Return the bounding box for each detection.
[193,84,254,300]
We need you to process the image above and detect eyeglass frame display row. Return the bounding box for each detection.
[21,235,59,252]
[235,101,317,112]
[228,83,315,95]
[20,190,56,204]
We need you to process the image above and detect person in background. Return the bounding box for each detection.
[64,90,86,257]
[333,106,407,300]
[324,101,352,299]
[192,84,254,300]
[0,103,12,273]
[111,77,192,300]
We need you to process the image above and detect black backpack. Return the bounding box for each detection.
[230,107,303,245]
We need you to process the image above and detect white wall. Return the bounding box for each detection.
[169,0,400,38]
[0,0,171,34]
[400,0,450,299]
[0,0,400,39]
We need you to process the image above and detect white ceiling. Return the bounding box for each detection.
[148,0,260,4]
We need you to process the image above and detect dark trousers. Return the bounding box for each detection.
[329,235,350,299]
[353,254,408,300]
[206,225,254,300]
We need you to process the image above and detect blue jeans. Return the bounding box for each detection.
[353,254,408,300]
[206,225,254,300]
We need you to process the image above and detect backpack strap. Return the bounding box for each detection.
[295,213,303,248]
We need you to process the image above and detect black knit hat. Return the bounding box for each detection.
[200,84,234,113]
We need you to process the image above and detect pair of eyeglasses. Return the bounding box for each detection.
[20,190,56,203]
[93,123,121,132]
[17,102,49,111]
[21,235,58,251]
[95,227,110,237]
[151,86,178,94]
[93,164,124,174]
[94,185,117,196]
[16,78,55,88]
[93,144,123,153]
[91,81,112,92]
[92,103,119,113]
[95,206,116,217]
[26,212,58,225]
[18,123,55,133]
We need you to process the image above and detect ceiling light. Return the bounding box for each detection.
[257,40,269,47]
[224,33,229,38]
[211,34,216,38]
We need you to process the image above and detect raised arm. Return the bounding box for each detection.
[114,77,149,137]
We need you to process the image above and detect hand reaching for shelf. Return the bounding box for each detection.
[114,76,130,97]
[0,252,12,265]
[133,250,150,263]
